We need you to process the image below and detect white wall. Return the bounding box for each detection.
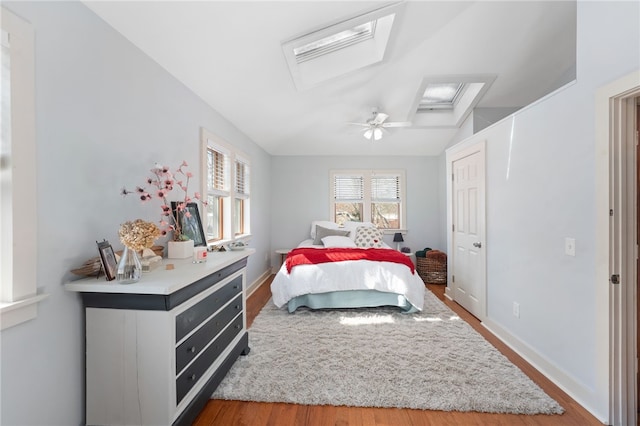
[445,1,639,421]
[270,156,443,268]
[0,2,271,425]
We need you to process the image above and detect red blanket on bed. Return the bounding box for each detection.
[285,247,415,274]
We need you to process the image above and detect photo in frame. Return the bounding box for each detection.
[171,202,207,247]
[96,239,117,281]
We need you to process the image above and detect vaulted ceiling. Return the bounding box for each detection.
[85,1,576,156]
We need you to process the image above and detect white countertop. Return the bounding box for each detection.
[65,248,254,295]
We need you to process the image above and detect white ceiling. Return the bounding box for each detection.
[84,1,576,156]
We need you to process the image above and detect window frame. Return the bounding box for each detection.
[0,7,47,331]
[201,128,250,245]
[330,169,406,231]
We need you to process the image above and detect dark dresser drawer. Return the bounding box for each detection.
[175,294,243,373]
[175,313,244,404]
[175,276,242,342]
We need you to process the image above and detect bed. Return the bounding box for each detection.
[270,221,426,313]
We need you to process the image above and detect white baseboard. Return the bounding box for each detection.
[246,269,271,298]
[444,286,454,301]
[481,318,607,424]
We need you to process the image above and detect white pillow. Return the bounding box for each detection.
[343,221,376,240]
[354,226,384,248]
[310,221,340,239]
[321,235,357,248]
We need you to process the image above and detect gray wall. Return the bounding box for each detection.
[270,156,443,268]
[1,3,271,425]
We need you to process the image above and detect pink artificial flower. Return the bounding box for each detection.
[181,160,188,167]
[157,190,166,198]
[186,172,193,178]
[194,192,201,200]
[161,205,171,215]
[140,193,151,202]
[184,211,192,219]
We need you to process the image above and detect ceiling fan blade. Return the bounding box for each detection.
[372,112,388,125]
[347,122,371,127]
[382,121,412,128]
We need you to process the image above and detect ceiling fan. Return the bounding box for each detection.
[348,107,412,141]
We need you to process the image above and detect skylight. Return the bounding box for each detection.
[409,75,496,128]
[281,2,404,90]
[293,21,376,64]
[418,83,465,110]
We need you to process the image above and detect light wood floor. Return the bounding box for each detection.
[193,277,601,426]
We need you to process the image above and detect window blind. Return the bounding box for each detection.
[207,147,228,194]
[371,175,400,202]
[235,159,249,197]
[334,175,364,201]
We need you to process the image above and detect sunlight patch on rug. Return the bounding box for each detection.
[212,290,564,415]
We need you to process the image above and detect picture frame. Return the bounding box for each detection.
[96,240,117,281]
[171,202,207,247]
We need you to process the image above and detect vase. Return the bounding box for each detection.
[116,246,142,284]
[167,239,194,259]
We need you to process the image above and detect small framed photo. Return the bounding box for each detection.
[96,240,117,281]
[172,202,207,247]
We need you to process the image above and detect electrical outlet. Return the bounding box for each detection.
[513,302,520,318]
[565,237,576,256]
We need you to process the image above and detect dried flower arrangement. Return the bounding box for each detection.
[118,219,160,252]
[121,161,206,242]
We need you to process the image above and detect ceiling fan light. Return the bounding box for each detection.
[373,128,383,140]
[363,129,373,140]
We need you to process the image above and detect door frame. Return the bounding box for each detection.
[445,139,487,321]
[595,70,639,425]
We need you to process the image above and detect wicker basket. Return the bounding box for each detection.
[416,255,447,284]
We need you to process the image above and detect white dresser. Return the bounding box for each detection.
[65,249,254,426]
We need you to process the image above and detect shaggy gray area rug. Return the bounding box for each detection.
[212,290,564,415]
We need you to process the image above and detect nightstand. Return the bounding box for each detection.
[403,251,416,266]
[275,248,291,265]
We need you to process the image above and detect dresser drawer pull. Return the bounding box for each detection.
[235,324,241,329]
[188,346,196,353]
[188,374,197,381]
[235,305,241,310]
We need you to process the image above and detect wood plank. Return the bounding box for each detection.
[192,278,601,426]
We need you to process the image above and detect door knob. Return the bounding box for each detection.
[473,242,482,248]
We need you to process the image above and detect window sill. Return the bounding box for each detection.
[0,293,48,331]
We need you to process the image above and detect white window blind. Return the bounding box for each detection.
[235,159,249,198]
[207,146,228,196]
[371,175,400,202]
[334,175,364,202]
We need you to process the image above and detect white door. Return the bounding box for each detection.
[449,143,486,319]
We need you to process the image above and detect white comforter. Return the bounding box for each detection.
[270,246,425,311]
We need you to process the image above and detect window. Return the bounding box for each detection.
[281,2,403,90]
[202,128,250,243]
[293,21,376,63]
[234,158,249,236]
[418,83,465,111]
[1,8,46,330]
[331,170,405,230]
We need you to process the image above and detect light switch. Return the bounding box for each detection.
[565,237,576,256]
